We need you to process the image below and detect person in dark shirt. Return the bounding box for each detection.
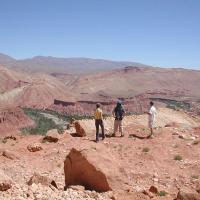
[112,100,125,137]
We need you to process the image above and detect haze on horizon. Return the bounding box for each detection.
[0,0,200,69]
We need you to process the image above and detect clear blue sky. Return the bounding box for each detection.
[0,0,199,69]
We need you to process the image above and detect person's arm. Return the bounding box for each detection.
[122,108,125,119]
[94,110,97,119]
[100,110,103,119]
[112,108,115,117]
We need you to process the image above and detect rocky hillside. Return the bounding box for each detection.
[0,66,76,108]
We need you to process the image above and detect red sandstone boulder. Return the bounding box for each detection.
[27,143,43,152]
[74,121,86,137]
[149,185,158,194]
[0,170,12,191]
[43,129,60,143]
[64,145,127,192]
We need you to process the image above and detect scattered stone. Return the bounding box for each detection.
[3,135,17,141]
[69,185,85,191]
[27,143,43,152]
[43,129,60,143]
[74,121,86,137]
[0,170,12,191]
[2,150,18,160]
[28,173,58,189]
[165,122,181,128]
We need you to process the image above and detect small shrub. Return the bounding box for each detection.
[192,140,200,145]
[173,144,178,148]
[158,191,167,196]
[174,155,183,161]
[142,147,150,153]
[57,126,64,134]
[1,139,7,144]
[191,175,199,179]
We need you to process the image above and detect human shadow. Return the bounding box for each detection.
[129,133,151,139]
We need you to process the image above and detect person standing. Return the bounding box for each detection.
[94,103,105,142]
[147,101,157,138]
[112,100,125,137]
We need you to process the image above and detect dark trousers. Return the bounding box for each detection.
[95,119,105,141]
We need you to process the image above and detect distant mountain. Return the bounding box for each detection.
[0,53,150,74]
[0,53,16,64]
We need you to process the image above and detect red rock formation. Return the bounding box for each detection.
[0,107,34,136]
[64,146,127,192]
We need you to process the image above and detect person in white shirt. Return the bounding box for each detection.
[147,101,157,138]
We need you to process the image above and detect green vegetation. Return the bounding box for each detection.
[150,98,191,111]
[21,108,98,135]
[191,175,199,179]
[142,147,150,153]
[24,108,94,121]
[21,114,58,135]
[158,191,167,196]
[22,108,68,135]
[174,154,183,161]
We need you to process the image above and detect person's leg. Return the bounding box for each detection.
[119,120,124,137]
[147,120,154,138]
[100,120,105,140]
[95,120,100,142]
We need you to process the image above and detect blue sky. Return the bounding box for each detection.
[0,0,199,69]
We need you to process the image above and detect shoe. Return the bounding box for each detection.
[111,134,116,137]
[120,134,124,137]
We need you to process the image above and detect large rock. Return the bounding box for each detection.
[28,173,57,189]
[175,187,200,200]
[43,129,60,143]
[64,145,127,192]
[74,121,86,137]
[0,170,12,191]
[27,143,43,152]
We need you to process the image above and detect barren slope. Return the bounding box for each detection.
[63,66,200,102]
[0,66,76,108]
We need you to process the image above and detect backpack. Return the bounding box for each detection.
[114,106,125,120]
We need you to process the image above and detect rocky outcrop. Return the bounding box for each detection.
[74,121,86,137]
[175,187,200,200]
[28,173,57,189]
[0,170,12,191]
[0,107,34,135]
[64,145,127,192]
[43,129,60,143]
[27,143,43,152]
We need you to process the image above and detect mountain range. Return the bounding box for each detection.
[0,53,150,74]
